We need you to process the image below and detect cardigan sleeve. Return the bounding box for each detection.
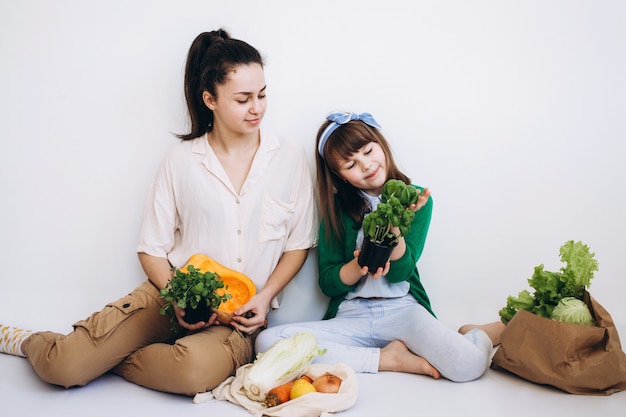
[317,217,358,299]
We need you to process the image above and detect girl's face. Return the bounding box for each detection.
[336,142,387,196]
[203,63,267,136]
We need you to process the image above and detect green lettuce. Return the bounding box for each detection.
[499,240,598,324]
[551,297,594,326]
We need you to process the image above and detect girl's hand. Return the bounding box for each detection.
[409,187,431,212]
[353,250,390,279]
[173,303,218,331]
[367,261,390,279]
[231,294,269,334]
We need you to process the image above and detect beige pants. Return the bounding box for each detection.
[22,280,254,396]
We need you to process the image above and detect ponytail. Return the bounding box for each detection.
[177,29,263,140]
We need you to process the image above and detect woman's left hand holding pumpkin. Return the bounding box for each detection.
[231,294,269,334]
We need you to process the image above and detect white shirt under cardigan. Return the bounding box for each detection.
[137,130,318,309]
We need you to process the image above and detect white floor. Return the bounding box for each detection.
[1,352,624,417]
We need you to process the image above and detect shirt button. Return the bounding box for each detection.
[237,229,242,235]
[236,258,242,263]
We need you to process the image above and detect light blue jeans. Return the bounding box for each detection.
[256,295,493,382]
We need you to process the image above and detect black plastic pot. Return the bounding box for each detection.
[358,238,398,272]
[183,303,212,325]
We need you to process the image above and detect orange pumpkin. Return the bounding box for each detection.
[182,254,256,323]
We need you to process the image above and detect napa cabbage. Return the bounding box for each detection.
[242,332,326,402]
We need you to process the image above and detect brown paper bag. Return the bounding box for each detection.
[491,291,626,395]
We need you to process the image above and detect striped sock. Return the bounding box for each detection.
[0,325,34,357]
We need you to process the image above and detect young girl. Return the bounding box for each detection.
[255,111,504,382]
[0,29,316,395]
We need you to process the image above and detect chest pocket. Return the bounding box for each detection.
[259,194,295,242]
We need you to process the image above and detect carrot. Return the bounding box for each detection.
[263,380,296,407]
[263,375,314,407]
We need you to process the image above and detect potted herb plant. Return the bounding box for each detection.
[358,179,419,271]
[159,264,232,329]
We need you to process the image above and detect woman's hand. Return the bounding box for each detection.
[173,303,219,331]
[230,294,269,334]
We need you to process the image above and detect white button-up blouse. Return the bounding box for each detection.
[137,130,317,308]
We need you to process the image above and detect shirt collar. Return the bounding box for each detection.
[359,190,381,212]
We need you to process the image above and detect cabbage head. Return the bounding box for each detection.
[242,332,326,402]
[550,297,594,326]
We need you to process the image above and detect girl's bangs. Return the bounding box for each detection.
[325,129,371,168]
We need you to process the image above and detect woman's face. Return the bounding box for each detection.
[336,142,387,196]
[204,63,267,136]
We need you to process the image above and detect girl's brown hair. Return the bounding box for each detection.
[315,119,411,243]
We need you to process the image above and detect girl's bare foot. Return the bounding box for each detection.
[458,321,506,347]
[379,340,441,379]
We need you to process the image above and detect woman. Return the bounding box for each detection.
[0,29,317,396]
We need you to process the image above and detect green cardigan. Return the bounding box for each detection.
[317,187,435,320]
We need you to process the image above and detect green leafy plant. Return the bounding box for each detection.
[159,265,231,330]
[551,297,594,326]
[362,179,419,245]
[499,240,599,324]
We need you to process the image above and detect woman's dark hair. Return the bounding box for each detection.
[315,120,411,243]
[177,29,264,140]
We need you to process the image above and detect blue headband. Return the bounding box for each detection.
[318,112,382,158]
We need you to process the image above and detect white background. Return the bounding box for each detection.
[1,0,625,355]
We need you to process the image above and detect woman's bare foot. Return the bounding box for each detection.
[378,340,441,379]
[458,321,506,347]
